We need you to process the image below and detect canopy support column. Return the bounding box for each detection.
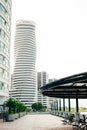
[63,98,65,111]
[68,98,71,112]
[59,98,61,111]
[56,100,58,111]
[76,98,79,113]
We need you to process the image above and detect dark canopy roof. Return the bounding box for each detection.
[40,72,87,99]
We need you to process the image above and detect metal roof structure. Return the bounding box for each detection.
[40,72,87,99]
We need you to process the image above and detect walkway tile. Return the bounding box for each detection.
[0,114,73,130]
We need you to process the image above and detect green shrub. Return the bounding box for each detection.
[5,98,27,114]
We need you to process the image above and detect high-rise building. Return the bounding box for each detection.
[0,0,12,105]
[12,20,37,107]
[37,71,49,108]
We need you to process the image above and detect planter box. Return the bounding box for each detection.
[19,112,26,117]
[6,114,15,121]
[15,113,19,119]
[20,112,24,117]
[6,112,27,121]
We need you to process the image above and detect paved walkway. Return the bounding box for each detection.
[0,114,73,130]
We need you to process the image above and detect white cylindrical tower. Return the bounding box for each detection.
[12,20,36,107]
[0,0,12,105]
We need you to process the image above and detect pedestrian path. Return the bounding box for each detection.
[0,114,73,130]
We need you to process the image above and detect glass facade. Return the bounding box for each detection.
[0,3,7,14]
[0,40,9,53]
[0,0,11,105]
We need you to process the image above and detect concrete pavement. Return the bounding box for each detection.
[0,114,73,130]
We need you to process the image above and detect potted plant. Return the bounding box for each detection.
[5,98,16,121]
[5,98,27,121]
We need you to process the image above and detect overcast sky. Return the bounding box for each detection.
[11,0,87,79]
[11,0,87,107]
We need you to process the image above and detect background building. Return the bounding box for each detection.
[48,78,57,110]
[0,0,12,105]
[37,71,49,108]
[12,20,37,107]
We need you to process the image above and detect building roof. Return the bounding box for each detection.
[40,72,87,99]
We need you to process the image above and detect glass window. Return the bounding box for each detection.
[0,29,1,34]
[0,69,9,85]
[0,29,9,42]
[0,16,5,26]
[5,34,9,42]
[4,0,7,2]
[0,5,2,12]
[0,68,3,77]
[3,70,8,79]
[2,30,5,37]
[0,41,4,50]
[0,4,7,14]
[0,29,5,38]
[4,58,9,67]
[0,41,9,54]
[0,54,9,67]
[4,83,9,92]
[0,82,3,90]
[0,54,4,63]
[6,24,9,31]
[0,82,8,92]
[7,1,11,11]
[5,46,8,53]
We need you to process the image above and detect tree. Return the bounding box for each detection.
[5,98,27,114]
[37,102,43,111]
[5,98,16,114]
[31,102,43,111]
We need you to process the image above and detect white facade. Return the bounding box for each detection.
[0,0,12,105]
[37,72,49,108]
[12,20,37,107]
